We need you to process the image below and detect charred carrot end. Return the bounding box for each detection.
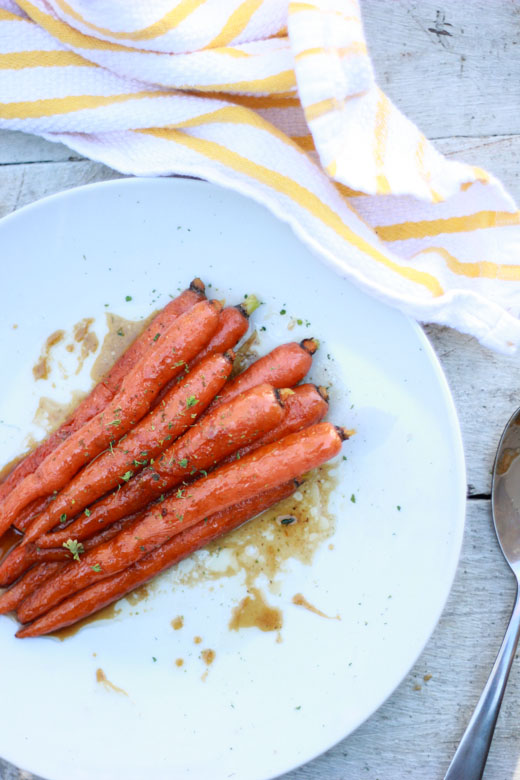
[316,385,329,403]
[236,295,261,318]
[223,349,236,364]
[300,338,319,355]
[209,299,223,315]
[336,426,355,441]
[189,278,205,295]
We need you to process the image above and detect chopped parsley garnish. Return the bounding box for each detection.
[350,494,356,503]
[60,513,67,523]
[280,309,286,315]
[63,539,84,561]
[121,470,133,482]
[84,508,91,517]
[153,333,160,342]
[125,295,132,302]
[186,395,198,408]
[91,564,102,573]
[178,458,188,468]
[117,328,124,337]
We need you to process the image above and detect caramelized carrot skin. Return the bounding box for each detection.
[40,383,285,548]
[0,300,221,536]
[20,352,233,546]
[0,282,205,507]
[17,423,343,624]
[220,384,328,466]
[0,562,63,615]
[190,306,248,368]
[16,481,298,637]
[209,342,314,411]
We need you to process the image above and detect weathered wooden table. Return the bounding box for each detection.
[2,2,520,778]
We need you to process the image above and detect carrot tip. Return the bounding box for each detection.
[336,426,355,441]
[237,294,261,318]
[223,349,236,364]
[189,278,206,295]
[300,338,319,355]
[316,385,329,403]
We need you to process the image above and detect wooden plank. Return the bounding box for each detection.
[363,0,520,139]
[0,131,81,165]
[0,160,122,219]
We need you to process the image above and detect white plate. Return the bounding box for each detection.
[0,178,465,780]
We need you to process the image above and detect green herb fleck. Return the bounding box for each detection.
[91,564,102,573]
[152,657,157,663]
[117,328,124,337]
[125,295,132,302]
[84,508,91,517]
[121,470,133,482]
[280,309,286,315]
[186,395,198,408]
[350,494,356,503]
[60,513,67,523]
[179,458,188,468]
[397,505,401,511]
[153,333,160,342]
[63,539,85,561]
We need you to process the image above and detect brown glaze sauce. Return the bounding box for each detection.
[91,312,155,383]
[175,658,184,667]
[32,330,65,380]
[229,587,282,632]
[201,648,215,665]
[292,593,340,620]
[96,668,128,696]
[73,318,99,375]
[142,463,339,633]
[52,603,122,641]
[171,615,184,631]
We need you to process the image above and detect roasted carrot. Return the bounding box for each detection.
[38,383,286,548]
[0,279,205,507]
[219,384,329,467]
[17,352,233,548]
[17,423,347,623]
[16,480,299,637]
[0,562,63,615]
[0,299,222,538]
[152,297,259,409]
[0,510,147,588]
[209,339,319,411]
[190,298,260,369]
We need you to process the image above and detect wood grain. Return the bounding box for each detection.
[2,1,520,779]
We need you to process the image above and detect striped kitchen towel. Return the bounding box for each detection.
[1,0,520,352]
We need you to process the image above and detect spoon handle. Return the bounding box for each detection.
[444,584,520,780]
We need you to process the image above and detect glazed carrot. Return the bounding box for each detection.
[17,423,347,623]
[16,480,300,637]
[189,299,259,368]
[152,297,260,409]
[0,562,63,615]
[18,352,233,547]
[0,299,222,538]
[219,384,329,467]
[0,510,147,588]
[38,383,286,548]
[0,279,205,507]
[209,339,319,411]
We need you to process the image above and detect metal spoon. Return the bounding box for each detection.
[444,407,520,780]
